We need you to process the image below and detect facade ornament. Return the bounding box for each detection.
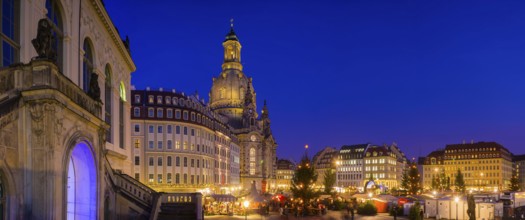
[31,19,56,61]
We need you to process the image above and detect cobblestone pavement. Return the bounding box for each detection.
[205,211,409,220]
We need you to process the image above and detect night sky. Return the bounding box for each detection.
[105,1,525,162]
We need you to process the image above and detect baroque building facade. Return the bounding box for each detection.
[0,0,203,219]
[130,89,241,193]
[275,159,296,193]
[209,26,277,193]
[420,141,513,192]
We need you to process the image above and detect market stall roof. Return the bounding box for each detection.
[210,194,237,202]
[245,181,266,202]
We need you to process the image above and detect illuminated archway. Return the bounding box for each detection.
[66,142,97,220]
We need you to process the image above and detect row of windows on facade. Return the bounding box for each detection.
[364,159,396,165]
[0,0,128,149]
[135,124,236,149]
[136,94,205,111]
[363,173,393,179]
[135,173,225,185]
[337,174,363,180]
[444,154,502,160]
[425,172,501,178]
[443,159,506,165]
[133,107,231,136]
[136,156,234,170]
[445,147,500,153]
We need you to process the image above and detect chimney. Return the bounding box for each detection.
[146,86,150,91]
[462,140,466,144]
[159,87,163,92]
[471,139,474,144]
[172,89,176,93]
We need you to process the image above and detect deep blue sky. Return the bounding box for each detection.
[105,1,525,161]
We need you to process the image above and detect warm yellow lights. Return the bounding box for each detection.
[243,200,250,208]
[454,196,459,203]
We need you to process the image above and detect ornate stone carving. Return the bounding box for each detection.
[31,19,56,61]
[29,103,45,138]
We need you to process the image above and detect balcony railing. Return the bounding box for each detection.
[0,60,102,118]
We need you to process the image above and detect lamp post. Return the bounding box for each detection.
[454,196,459,220]
[368,192,373,202]
[243,200,250,220]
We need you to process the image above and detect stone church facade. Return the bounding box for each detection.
[209,26,277,193]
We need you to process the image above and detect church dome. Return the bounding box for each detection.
[210,69,254,110]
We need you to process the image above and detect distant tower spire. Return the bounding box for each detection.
[230,18,234,28]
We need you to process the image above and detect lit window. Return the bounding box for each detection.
[165,97,171,105]
[157,96,162,104]
[148,95,154,104]
[250,148,256,175]
[175,141,180,149]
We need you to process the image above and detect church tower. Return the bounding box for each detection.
[210,22,277,193]
[209,21,256,129]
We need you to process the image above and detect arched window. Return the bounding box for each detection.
[45,0,63,68]
[219,88,226,99]
[1,0,19,67]
[239,87,244,100]
[118,82,126,149]
[104,65,112,143]
[0,174,4,220]
[249,148,256,175]
[167,156,172,166]
[82,39,94,92]
[67,142,96,219]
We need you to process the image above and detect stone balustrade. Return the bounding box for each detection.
[0,60,102,118]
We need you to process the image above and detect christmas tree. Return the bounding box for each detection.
[290,146,320,204]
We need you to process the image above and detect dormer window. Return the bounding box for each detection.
[134,95,141,103]
[157,96,162,104]
[148,95,154,104]
[165,96,171,105]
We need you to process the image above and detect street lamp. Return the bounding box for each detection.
[368,192,373,201]
[454,196,459,220]
[243,200,250,220]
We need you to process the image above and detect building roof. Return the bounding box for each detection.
[340,144,369,151]
[513,154,525,162]
[224,27,239,42]
[276,159,296,170]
